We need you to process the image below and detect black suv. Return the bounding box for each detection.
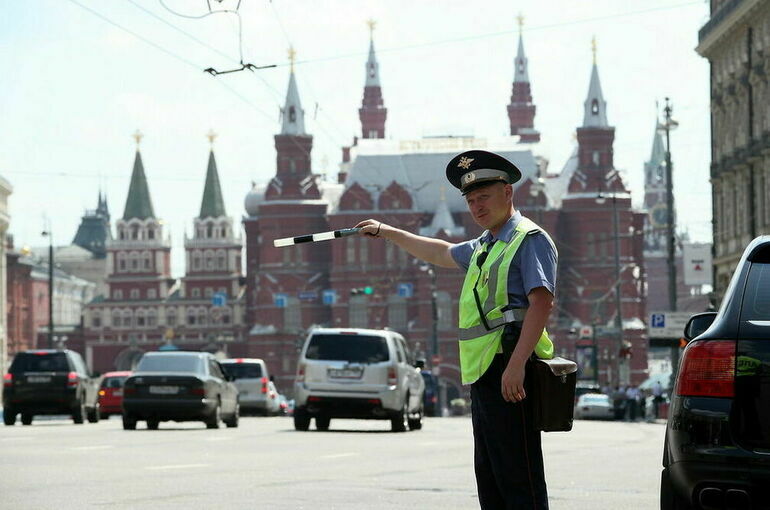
[661,236,770,509]
[3,349,100,425]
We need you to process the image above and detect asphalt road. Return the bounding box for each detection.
[0,414,665,510]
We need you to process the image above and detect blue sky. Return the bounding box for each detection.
[0,0,711,277]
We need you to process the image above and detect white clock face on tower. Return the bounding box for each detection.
[651,204,669,228]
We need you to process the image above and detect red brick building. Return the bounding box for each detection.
[242,32,650,396]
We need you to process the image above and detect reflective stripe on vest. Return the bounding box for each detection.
[457,217,555,385]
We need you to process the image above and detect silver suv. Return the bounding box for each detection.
[293,328,425,432]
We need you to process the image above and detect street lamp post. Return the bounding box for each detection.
[597,190,625,385]
[41,226,54,349]
[660,98,679,313]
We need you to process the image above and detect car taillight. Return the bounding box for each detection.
[261,376,268,394]
[189,387,205,396]
[388,367,397,386]
[98,390,106,396]
[3,373,12,387]
[67,372,78,387]
[675,340,736,398]
[296,363,306,383]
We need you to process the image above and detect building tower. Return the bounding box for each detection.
[643,122,669,253]
[507,14,540,143]
[73,191,112,259]
[106,131,172,306]
[180,131,243,339]
[358,19,387,139]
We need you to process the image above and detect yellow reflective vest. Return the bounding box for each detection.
[458,217,554,385]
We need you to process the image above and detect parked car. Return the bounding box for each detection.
[573,393,614,420]
[420,370,440,417]
[219,358,280,416]
[98,371,132,419]
[122,351,239,430]
[3,349,100,425]
[294,328,425,432]
[661,236,770,510]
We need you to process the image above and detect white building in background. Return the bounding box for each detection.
[0,175,12,371]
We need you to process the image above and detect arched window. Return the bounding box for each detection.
[206,223,213,238]
[143,251,152,270]
[92,311,102,328]
[122,310,133,328]
[192,288,201,298]
[216,250,226,270]
[147,288,157,299]
[135,309,146,328]
[118,253,126,272]
[205,250,215,270]
[197,308,208,327]
[130,289,140,300]
[591,99,599,115]
[166,308,177,327]
[204,288,213,298]
[130,252,139,271]
[289,106,296,122]
[147,309,157,327]
[112,310,121,328]
[113,289,123,300]
[193,251,202,271]
[131,225,139,240]
[187,307,196,325]
[147,226,155,240]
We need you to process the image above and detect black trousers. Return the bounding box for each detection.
[471,354,549,510]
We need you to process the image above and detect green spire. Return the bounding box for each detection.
[122,150,156,221]
[199,150,226,219]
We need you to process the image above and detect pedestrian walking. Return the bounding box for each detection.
[652,380,664,419]
[356,150,556,509]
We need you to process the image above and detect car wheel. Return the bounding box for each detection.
[315,415,330,431]
[146,419,159,430]
[391,400,408,433]
[660,468,690,510]
[87,404,100,423]
[225,404,240,428]
[206,401,221,429]
[408,404,423,431]
[3,409,16,426]
[21,413,33,426]
[72,400,86,424]
[122,413,137,430]
[293,408,310,431]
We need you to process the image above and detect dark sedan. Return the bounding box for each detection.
[661,236,770,509]
[122,351,239,430]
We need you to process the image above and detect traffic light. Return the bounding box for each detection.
[350,286,375,296]
[364,286,373,295]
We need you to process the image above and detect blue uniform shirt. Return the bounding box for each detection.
[449,211,557,308]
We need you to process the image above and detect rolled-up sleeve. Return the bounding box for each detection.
[518,234,557,296]
[450,240,479,271]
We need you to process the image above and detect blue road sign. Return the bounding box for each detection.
[322,289,337,305]
[274,293,288,308]
[212,292,227,307]
[651,313,665,328]
[397,283,414,298]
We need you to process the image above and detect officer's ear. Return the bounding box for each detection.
[505,183,514,202]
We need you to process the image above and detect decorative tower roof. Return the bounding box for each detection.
[199,130,227,219]
[122,131,156,221]
[582,37,609,128]
[420,187,465,238]
[359,19,387,139]
[507,14,539,143]
[646,122,666,186]
[281,47,306,136]
[72,190,112,258]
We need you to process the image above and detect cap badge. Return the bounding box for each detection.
[463,172,476,184]
[458,157,474,170]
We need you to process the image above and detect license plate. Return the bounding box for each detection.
[583,407,590,411]
[149,385,179,395]
[113,390,123,397]
[328,368,363,379]
[27,376,51,383]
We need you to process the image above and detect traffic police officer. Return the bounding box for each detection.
[356,149,556,509]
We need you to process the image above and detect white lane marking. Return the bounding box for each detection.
[0,437,32,442]
[145,463,210,471]
[419,441,440,447]
[71,445,114,451]
[320,452,359,459]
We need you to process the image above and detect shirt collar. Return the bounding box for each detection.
[479,210,522,245]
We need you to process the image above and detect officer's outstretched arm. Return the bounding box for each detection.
[355,219,457,268]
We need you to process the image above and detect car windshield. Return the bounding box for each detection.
[135,355,203,373]
[305,334,390,363]
[221,363,263,379]
[101,376,128,389]
[10,353,69,372]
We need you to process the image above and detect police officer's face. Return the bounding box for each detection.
[464,182,513,230]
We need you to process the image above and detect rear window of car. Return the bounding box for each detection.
[305,334,390,363]
[581,395,610,404]
[135,355,203,373]
[101,376,128,389]
[740,262,770,321]
[221,363,263,379]
[10,353,69,373]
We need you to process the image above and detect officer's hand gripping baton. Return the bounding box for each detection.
[273,227,362,248]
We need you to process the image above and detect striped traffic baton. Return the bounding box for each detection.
[273,227,362,247]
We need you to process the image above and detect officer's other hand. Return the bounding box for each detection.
[501,360,526,403]
[355,219,386,238]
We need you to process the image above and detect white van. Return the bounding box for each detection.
[220,358,280,416]
[293,328,425,432]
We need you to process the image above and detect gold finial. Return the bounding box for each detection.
[207,129,217,147]
[591,36,597,65]
[517,13,524,32]
[132,129,143,147]
[288,46,296,71]
[367,19,376,38]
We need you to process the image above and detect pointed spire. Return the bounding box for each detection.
[365,19,381,87]
[199,132,227,219]
[421,186,465,237]
[514,14,529,83]
[649,122,666,167]
[122,135,156,221]
[281,47,306,135]
[582,37,608,128]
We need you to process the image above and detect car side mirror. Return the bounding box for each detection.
[269,375,275,382]
[415,359,425,369]
[684,312,718,341]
